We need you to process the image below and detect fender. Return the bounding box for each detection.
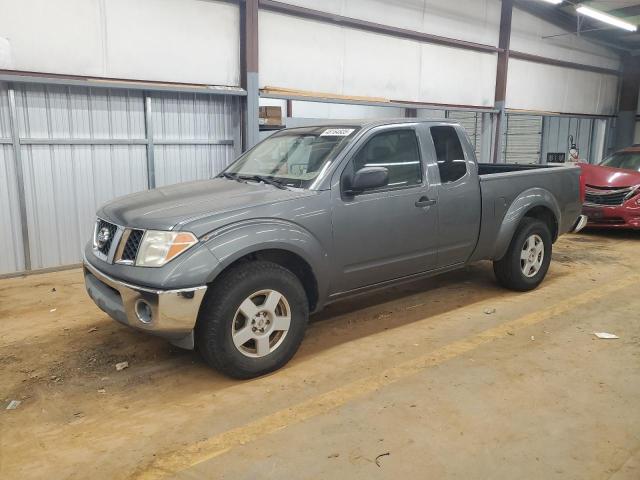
[201,218,331,302]
[492,187,561,261]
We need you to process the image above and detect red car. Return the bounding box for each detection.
[579,145,640,229]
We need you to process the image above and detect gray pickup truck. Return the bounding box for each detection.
[84,119,586,378]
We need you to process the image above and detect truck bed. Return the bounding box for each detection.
[470,162,583,263]
[478,163,564,176]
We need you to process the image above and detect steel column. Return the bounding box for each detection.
[492,0,513,163]
[539,117,546,164]
[615,54,640,150]
[144,94,156,189]
[286,99,293,118]
[480,112,493,164]
[7,84,31,271]
[240,0,260,151]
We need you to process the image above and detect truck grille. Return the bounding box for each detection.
[584,185,634,206]
[93,218,148,264]
[95,219,118,255]
[121,229,144,262]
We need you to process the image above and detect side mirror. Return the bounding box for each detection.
[347,166,389,195]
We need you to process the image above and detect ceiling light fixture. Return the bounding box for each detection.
[576,5,637,32]
[540,0,562,4]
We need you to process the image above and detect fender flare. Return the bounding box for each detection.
[493,187,561,261]
[201,218,330,302]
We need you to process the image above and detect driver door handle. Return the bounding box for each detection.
[415,196,437,208]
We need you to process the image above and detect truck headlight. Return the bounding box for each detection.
[136,231,198,267]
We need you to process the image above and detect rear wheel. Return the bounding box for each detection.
[196,261,309,379]
[493,218,552,292]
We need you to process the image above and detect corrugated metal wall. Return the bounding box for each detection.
[0,84,25,273]
[502,114,543,164]
[446,111,482,160]
[15,84,149,269]
[152,92,241,187]
[0,82,241,274]
[541,116,594,164]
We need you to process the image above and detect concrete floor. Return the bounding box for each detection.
[1,230,639,480]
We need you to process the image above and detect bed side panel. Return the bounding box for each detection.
[470,166,581,262]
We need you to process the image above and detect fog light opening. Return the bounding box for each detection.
[135,299,153,324]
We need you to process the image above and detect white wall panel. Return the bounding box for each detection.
[342,30,422,100]
[260,11,497,107]
[0,0,104,76]
[418,44,496,107]
[106,0,239,86]
[260,13,345,94]
[506,59,618,116]
[0,0,239,86]
[511,8,620,71]
[275,0,501,46]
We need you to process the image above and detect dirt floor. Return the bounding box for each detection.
[1,229,639,480]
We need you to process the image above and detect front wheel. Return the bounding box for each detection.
[493,218,552,292]
[196,261,309,379]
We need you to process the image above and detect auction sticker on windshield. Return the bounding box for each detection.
[320,128,355,137]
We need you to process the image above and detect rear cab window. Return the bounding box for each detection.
[430,126,467,183]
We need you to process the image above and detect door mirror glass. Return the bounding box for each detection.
[350,166,389,193]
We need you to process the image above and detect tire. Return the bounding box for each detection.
[196,260,309,379]
[493,217,552,292]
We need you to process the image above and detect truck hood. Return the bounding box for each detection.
[98,178,315,231]
[579,163,640,188]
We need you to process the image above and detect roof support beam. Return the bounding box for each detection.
[509,51,619,76]
[258,0,499,54]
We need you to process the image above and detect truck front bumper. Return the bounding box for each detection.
[83,259,207,349]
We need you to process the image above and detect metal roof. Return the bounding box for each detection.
[515,0,640,54]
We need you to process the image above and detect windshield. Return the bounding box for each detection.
[599,151,640,172]
[223,126,360,188]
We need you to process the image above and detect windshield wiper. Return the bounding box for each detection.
[219,172,246,183]
[243,175,289,190]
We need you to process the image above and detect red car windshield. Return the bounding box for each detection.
[599,152,640,172]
